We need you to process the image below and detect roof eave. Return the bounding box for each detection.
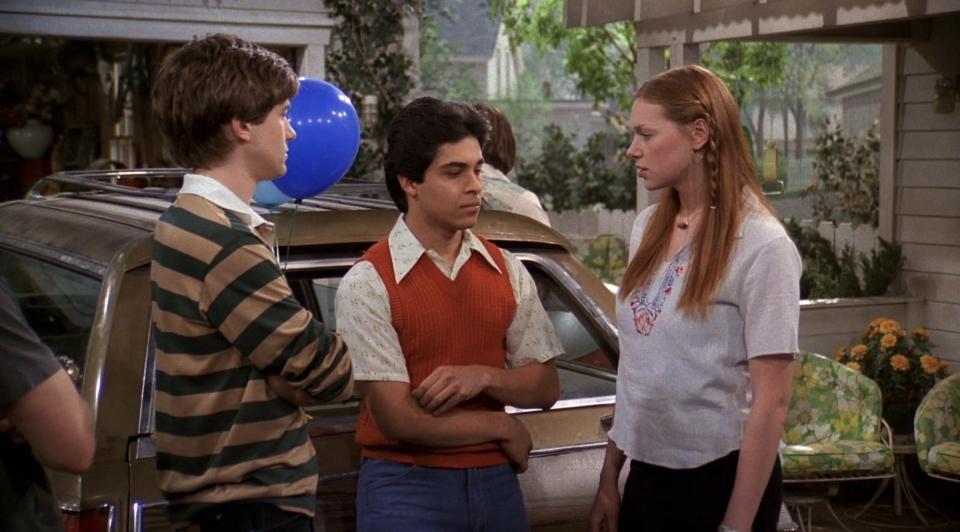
[565,0,957,46]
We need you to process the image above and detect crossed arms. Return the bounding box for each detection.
[198,235,354,404]
[336,253,563,470]
[360,360,558,471]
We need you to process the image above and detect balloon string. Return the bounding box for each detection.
[283,199,301,270]
[273,225,281,267]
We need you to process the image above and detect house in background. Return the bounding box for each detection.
[427,0,611,149]
[564,0,960,366]
[826,64,883,136]
[426,0,523,100]
[429,0,520,99]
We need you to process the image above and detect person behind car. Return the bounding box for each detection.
[473,102,552,226]
[0,280,95,532]
[588,65,801,532]
[335,96,562,531]
[149,33,353,531]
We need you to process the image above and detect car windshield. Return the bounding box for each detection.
[0,249,102,382]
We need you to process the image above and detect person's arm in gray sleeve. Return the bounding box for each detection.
[2,370,95,473]
[0,283,95,473]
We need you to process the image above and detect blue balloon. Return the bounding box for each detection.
[253,180,291,208]
[274,78,361,199]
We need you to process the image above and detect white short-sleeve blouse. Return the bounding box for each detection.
[609,199,802,468]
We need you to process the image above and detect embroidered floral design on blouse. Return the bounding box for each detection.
[628,249,687,335]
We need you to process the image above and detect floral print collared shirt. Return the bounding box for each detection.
[335,215,563,382]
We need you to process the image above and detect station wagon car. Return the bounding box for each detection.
[0,169,620,532]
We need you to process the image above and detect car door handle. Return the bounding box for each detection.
[600,414,613,432]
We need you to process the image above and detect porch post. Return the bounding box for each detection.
[635,45,668,211]
[878,43,898,244]
[670,42,701,67]
[297,30,332,77]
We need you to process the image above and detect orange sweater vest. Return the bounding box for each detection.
[355,235,517,468]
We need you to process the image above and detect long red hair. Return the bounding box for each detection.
[619,65,774,316]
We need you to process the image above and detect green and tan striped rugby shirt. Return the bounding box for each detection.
[150,193,353,523]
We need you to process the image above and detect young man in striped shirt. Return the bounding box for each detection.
[149,34,353,531]
[336,97,563,531]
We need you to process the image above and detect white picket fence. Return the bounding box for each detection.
[547,209,879,258]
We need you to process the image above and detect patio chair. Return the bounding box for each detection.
[915,373,960,483]
[781,352,895,531]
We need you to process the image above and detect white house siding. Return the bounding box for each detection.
[799,297,925,358]
[841,88,882,137]
[896,15,960,364]
[486,26,520,99]
[0,0,334,76]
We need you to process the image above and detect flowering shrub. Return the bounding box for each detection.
[835,318,950,411]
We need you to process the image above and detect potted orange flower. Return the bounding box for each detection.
[835,318,950,434]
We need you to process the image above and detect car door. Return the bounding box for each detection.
[293,246,618,531]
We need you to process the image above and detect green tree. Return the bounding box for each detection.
[516,124,634,211]
[490,0,637,131]
[702,42,786,106]
[701,42,786,157]
[323,0,420,179]
[776,43,840,160]
[492,2,796,147]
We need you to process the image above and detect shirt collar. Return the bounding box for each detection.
[386,215,502,283]
[179,173,272,229]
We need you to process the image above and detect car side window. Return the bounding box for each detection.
[525,266,617,400]
[305,262,616,404]
[0,248,102,379]
[312,277,339,331]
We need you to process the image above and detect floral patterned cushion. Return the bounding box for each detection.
[781,352,893,478]
[927,442,960,478]
[783,352,883,445]
[782,440,894,476]
[915,373,960,476]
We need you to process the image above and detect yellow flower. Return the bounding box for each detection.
[890,354,910,372]
[912,327,928,339]
[870,317,887,329]
[880,333,897,350]
[845,361,862,372]
[850,344,868,360]
[879,319,900,334]
[834,346,846,361]
[920,354,940,374]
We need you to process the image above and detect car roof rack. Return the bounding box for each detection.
[28,170,395,211]
[30,170,181,200]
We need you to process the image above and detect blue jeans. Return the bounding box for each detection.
[356,458,528,532]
